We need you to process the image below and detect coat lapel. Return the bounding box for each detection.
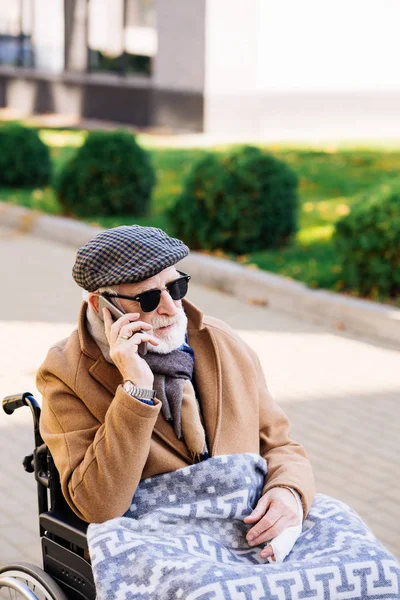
[153,414,193,462]
[185,303,222,456]
[88,356,122,395]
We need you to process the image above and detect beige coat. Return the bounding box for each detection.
[37,300,315,523]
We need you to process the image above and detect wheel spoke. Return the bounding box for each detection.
[8,588,17,600]
[6,587,14,600]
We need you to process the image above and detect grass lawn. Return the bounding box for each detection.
[2,127,400,303]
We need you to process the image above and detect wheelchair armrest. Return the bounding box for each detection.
[40,509,89,550]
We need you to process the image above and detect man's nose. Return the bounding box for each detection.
[157,290,179,316]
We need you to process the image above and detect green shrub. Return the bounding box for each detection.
[0,123,52,187]
[167,145,299,254]
[334,184,400,298]
[56,130,156,218]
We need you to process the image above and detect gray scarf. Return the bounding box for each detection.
[144,349,194,441]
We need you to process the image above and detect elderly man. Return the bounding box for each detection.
[37,225,315,564]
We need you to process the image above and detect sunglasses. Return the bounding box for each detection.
[102,271,191,313]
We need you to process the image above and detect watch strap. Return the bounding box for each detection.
[123,380,156,400]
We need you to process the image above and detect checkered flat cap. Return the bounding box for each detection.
[72,225,189,291]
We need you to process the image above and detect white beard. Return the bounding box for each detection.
[149,307,188,354]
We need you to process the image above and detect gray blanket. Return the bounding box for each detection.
[88,453,400,599]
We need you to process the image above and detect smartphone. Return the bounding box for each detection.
[98,295,148,356]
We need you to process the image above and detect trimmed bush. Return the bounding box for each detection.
[334,184,400,298]
[0,123,52,187]
[167,145,299,254]
[56,130,156,218]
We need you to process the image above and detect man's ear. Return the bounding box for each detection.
[88,293,100,314]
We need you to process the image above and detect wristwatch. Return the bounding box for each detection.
[122,380,156,401]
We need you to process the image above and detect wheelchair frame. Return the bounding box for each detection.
[0,392,96,600]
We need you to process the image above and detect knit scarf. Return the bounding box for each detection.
[86,305,208,460]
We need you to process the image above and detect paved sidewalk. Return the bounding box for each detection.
[0,226,399,568]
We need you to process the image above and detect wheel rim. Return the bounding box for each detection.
[0,570,57,600]
[0,577,37,600]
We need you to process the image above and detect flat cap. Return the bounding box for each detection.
[72,225,189,291]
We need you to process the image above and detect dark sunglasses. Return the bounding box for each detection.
[102,271,191,313]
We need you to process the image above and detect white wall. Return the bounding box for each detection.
[257,0,400,91]
[0,1,20,34]
[33,0,64,73]
[205,0,259,94]
[153,0,206,92]
[88,0,124,56]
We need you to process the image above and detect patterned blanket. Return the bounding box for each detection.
[88,454,400,599]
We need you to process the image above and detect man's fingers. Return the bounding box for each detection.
[247,515,286,547]
[128,331,159,350]
[244,488,301,554]
[112,331,159,354]
[109,312,140,344]
[243,496,270,523]
[260,544,275,560]
[119,321,152,340]
[246,501,281,541]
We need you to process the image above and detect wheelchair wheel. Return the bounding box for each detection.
[0,562,68,600]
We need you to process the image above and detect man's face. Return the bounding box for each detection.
[116,266,188,354]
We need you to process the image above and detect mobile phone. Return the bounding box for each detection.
[98,295,148,356]
[98,294,125,322]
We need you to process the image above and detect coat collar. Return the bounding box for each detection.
[77,299,222,460]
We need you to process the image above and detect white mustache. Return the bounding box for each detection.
[148,308,187,354]
[151,315,179,330]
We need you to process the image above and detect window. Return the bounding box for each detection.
[0,0,64,73]
[88,0,157,76]
[0,0,34,67]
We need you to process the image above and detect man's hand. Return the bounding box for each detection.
[243,487,300,560]
[103,308,159,389]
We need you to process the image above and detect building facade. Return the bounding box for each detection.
[1,0,400,137]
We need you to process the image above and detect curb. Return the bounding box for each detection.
[2,201,399,348]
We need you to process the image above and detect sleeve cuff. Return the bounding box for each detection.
[135,397,154,406]
[116,385,161,418]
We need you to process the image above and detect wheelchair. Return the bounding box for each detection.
[0,393,96,600]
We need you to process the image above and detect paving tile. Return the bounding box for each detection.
[10,513,41,537]
[373,497,400,520]
[0,488,37,518]
[1,523,38,550]
[19,542,42,566]
[0,512,14,528]
[0,539,23,565]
